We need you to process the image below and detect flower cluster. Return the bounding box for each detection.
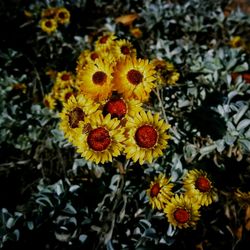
[147,169,218,229]
[55,33,178,165]
[40,6,70,34]
[43,71,76,110]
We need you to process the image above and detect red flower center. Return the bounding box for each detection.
[90,52,99,61]
[45,20,52,28]
[127,69,143,85]
[103,98,127,119]
[61,73,70,81]
[100,35,109,44]
[195,176,211,192]
[121,45,130,55]
[58,12,66,19]
[87,127,111,151]
[92,71,107,85]
[174,208,190,224]
[68,107,85,128]
[44,99,50,107]
[135,125,158,148]
[65,92,73,101]
[150,183,161,197]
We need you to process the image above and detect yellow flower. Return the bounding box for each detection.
[151,59,180,86]
[77,58,114,101]
[124,111,171,165]
[229,36,245,48]
[58,88,76,104]
[76,49,112,72]
[74,112,126,164]
[56,7,70,25]
[52,71,75,99]
[164,194,201,229]
[183,169,218,206]
[40,18,57,34]
[41,7,57,19]
[112,57,156,101]
[43,94,56,110]
[12,83,27,93]
[94,32,117,52]
[101,97,143,121]
[146,173,174,210]
[59,94,99,142]
[130,27,143,38]
[112,39,137,60]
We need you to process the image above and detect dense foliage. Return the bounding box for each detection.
[1,0,250,249]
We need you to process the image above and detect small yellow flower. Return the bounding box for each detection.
[112,57,156,102]
[229,36,245,48]
[130,27,143,38]
[59,94,99,142]
[94,32,117,52]
[151,59,180,86]
[41,7,57,19]
[183,169,218,206]
[74,112,126,164]
[40,18,57,34]
[124,111,171,165]
[147,173,174,210]
[12,83,27,93]
[77,58,114,101]
[164,194,201,229]
[112,39,137,60]
[56,7,70,25]
[43,94,56,110]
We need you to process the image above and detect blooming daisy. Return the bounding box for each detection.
[183,169,218,206]
[43,93,56,110]
[59,94,99,142]
[101,96,143,120]
[77,58,114,101]
[146,173,174,210]
[151,59,180,86]
[56,7,70,24]
[124,111,171,165]
[94,32,116,52]
[164,194,201,229]
[112,39,137,60]
[40,18,57,34]
[76,49,112,72]
[112,57,156,101]
[58,88,76,104]
[52,71,75,99]
[41,7,57,19]
[74,112,125,164]
[229,36,245,48]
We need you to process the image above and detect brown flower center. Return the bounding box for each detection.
[92,71,107,85]
[150,183,161,197]
[100,35,109,44]
[103,98,127,119]
[68,107,85,129]
[58,12,66,19]
[44,99,50,107]
[121,45,130,55]
[195,176,211,192]
[90,52,99,61]
[174,208,190,224]
[87,127,111,151]
[135,125,158,148]
[127,69,143,85]
[65,92,73,101]
[61,73,70,81]
[45,20,52,28]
